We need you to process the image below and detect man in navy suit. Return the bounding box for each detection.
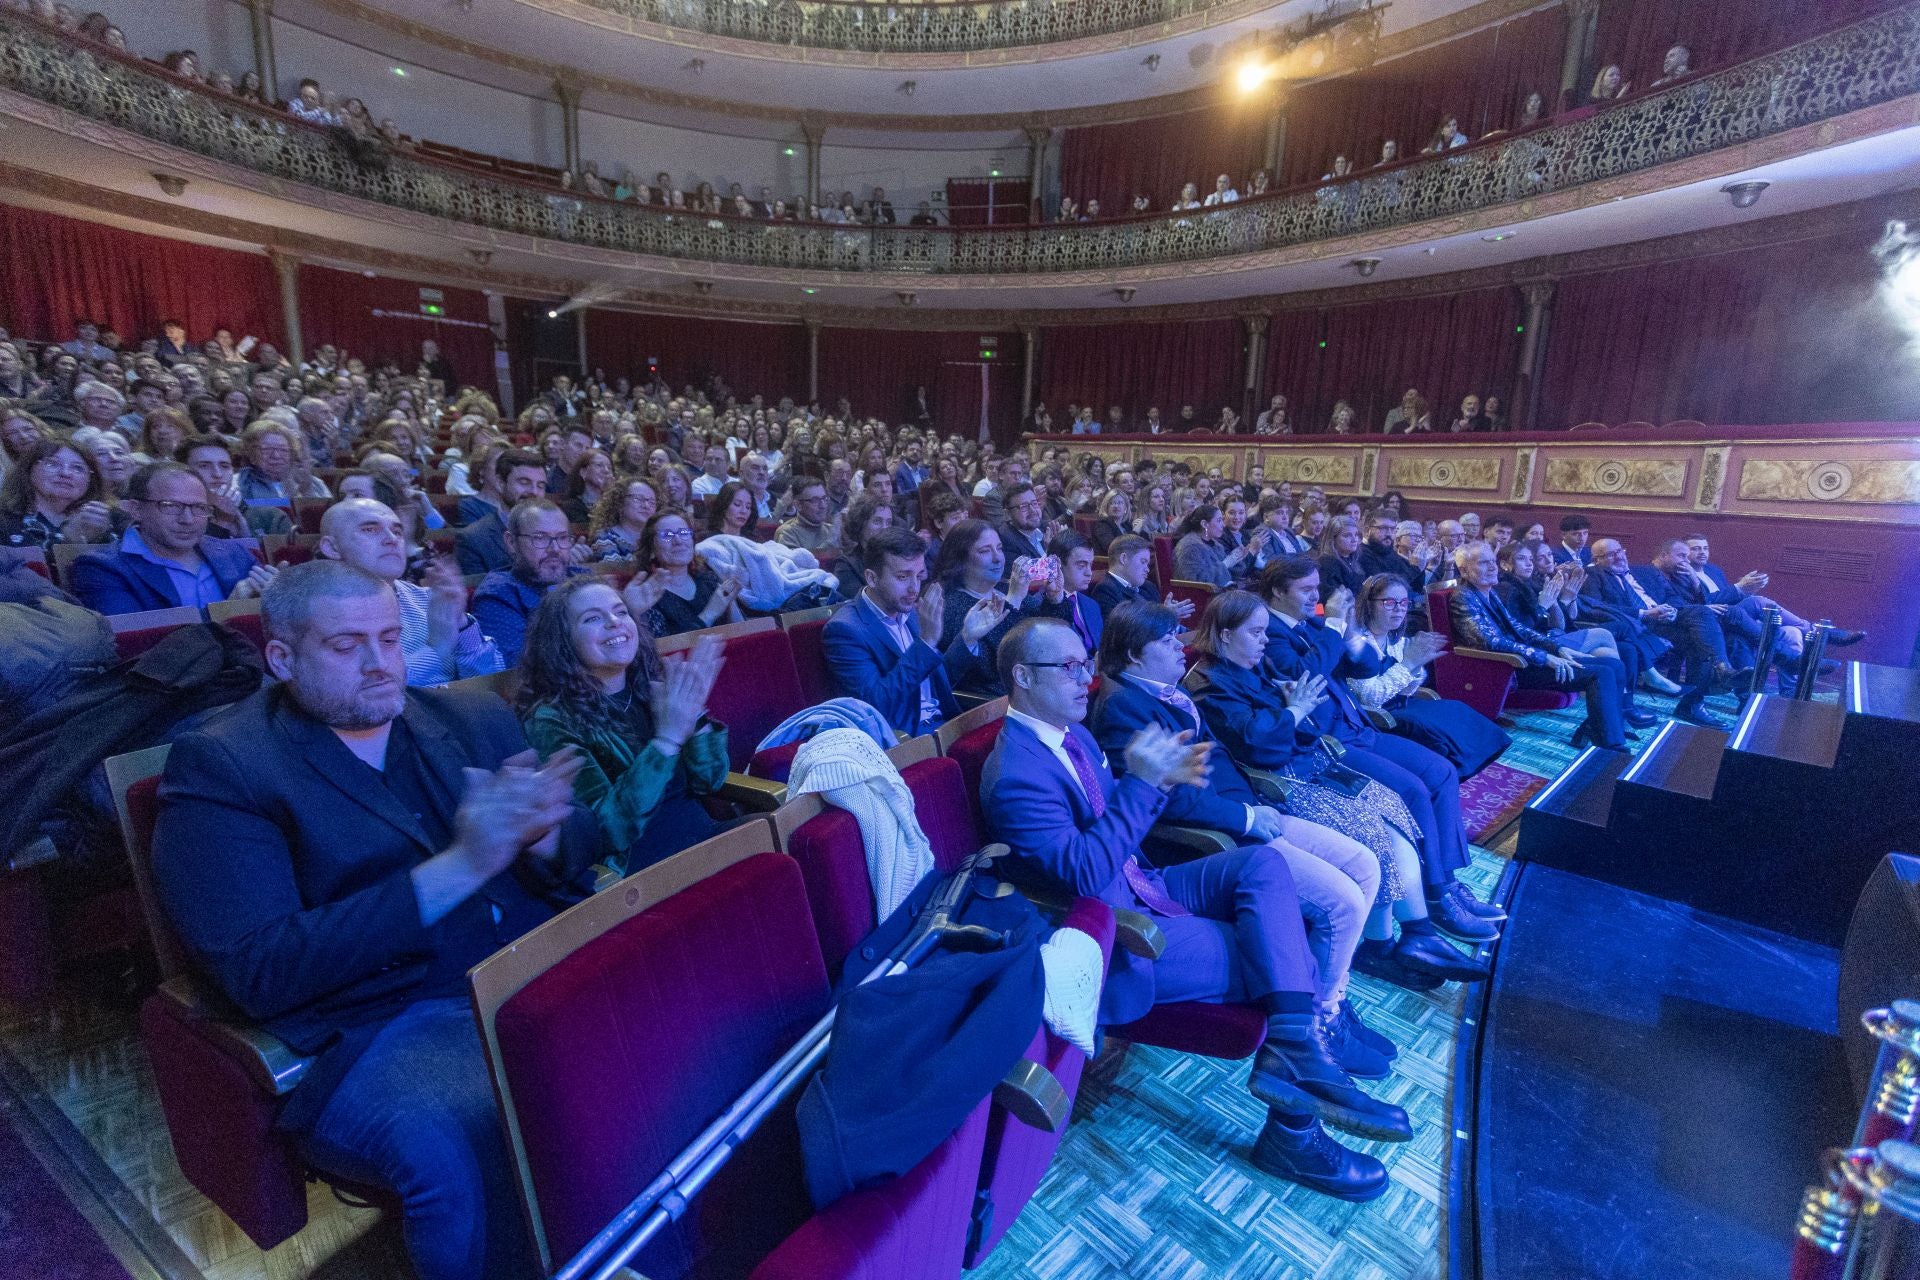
[69,462,274,615]
[981,616,1402,1200]
[1583,537,1745,727]
[154,562,598,1280]
[1682,533,1863,690]
[1090,534,1196,626]
[822,525,1003,737]
[1551,514,1593,566]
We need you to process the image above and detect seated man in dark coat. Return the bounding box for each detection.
[1090,534,1195,626]
[1581,537,1747,727]
[981,616,1400,1202]
[69,462,273,615]
[152,561,598,1280]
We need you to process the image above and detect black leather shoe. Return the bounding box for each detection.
[1673,700,1728,730]
[1324,1004,1394,1080]
[1250,1110,1390,1201]
[1828,628,1866,648]
[1623,708,1658,729]
[1248,1031,1412,1142]
[1709,662,1755,695]
[1447,879,1507,922]
[1426,888,1500,942]
[1339,998,1399,1060]
[1352,938,1443,991]
[1570,722,1628,753]
[1394,931,1492,983]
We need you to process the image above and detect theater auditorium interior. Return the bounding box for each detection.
[1,0,1919,1276]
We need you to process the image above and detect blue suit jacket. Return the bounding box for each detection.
[1260,612,1387,743]
[1038,591,1105,653]
[1183,657,1319,772]
[980,715,1169,1024]
[1551,543,1593,567]
[68,537,257,616]
[1090,675,1258,833]
[1090,574,1155,618]
[821,596,975,735]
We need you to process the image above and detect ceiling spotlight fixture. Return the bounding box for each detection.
[152,172,187,197]
[391,66,408,77]
[547,308,560,319]
[1142,53,1161,71]
[899,80,917,97]
[1350,257,1381,278]
[467,249,492,264]
[1114,287,1137,303]
[1235,60,1273,94]
[1481,231,1515,243]
[1722,180,1770,209]
[897,291,917,307]
[692,281,714,295]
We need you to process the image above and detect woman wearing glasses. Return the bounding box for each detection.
[0,435,123,551]
[633,511,744,637]
[588,478,658,562]
[1347,574,1509,778]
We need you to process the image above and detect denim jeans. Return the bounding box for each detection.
[298,998,535,1280]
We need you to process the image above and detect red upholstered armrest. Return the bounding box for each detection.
[156,976,311,1096]
[748,739,803,782]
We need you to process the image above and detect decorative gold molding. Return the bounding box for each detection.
[1386,454,1503,491]
[1737,459,1920,506]
[1542,456,1689,498]
[1510,445,1536,501]
[1694,446,1729,510]
[1260,452,1357,486]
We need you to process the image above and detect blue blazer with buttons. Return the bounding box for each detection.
[822,596,976,735]
[68,537,258,616]
[1089,674,1260,833]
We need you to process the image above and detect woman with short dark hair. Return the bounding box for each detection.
[931,518,1040,698]
[1348,574,1510,777]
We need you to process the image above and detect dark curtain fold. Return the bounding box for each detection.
[1312,287,1523,433]
[1591,0,1903,93]
[818,328,1019,443]
[1261,308,1329,429]
[1039,318,1244,421]
[945,179,1032,226]
[297,265,495,387]
[1277,8,1570,187]
[1540,229,1920,427]
[0,203,281,349]
[1057,107,1271,214]
[584,311,808,404]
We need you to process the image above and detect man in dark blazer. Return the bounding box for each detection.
[455,449,548,575]
[1681,533,1863,689]
[152,562,598,1280]
[980,616,1399,1198]
[1450,543,1633,746]
[1034,531,1105,655]
[1551,514,1593,566]
[68,462,272,615]
[1583,537,1745,726]
[997,482,1051,568]
[822,526,1002,737]
[1091,535,1197,626]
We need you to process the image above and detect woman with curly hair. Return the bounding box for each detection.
[517,578,730,872]
[588,477,658,561]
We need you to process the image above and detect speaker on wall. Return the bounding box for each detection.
[1839,852,1920,1098]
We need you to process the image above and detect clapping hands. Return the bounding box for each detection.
[1123,725,1212,791]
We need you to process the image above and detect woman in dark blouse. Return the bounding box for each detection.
[633,511,744,637]
[931,518,1040,697]
[1316,515,1369,602]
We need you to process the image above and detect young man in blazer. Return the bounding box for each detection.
[981,616,1403,1201]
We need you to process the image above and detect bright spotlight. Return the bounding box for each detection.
[1236,61,1272,93]
[547,309,559,319]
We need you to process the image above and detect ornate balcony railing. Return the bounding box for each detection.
[1,6,1917,278]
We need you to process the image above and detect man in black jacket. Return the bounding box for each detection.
[153,562,596,1280]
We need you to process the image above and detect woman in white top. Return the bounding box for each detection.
[1348,573,1509,777]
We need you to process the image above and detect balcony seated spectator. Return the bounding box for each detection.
[287,77,339,126]
[1381,389,1432,434]
[1449,394,1492,433]
[470,500,586,666]
[68,462,273,614]
[151,560,597,1280]
[1650,44,1694,88]
[1587,63,1631,105]
[0,435,122,551]
[1255,394,1291,434]
[1203,174,1240,206]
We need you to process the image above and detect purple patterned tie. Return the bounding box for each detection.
[1060,728,1190,918]
[1157,684,1201,732]
[1069,595,1094,651]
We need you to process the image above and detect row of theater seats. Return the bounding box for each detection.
[105,689,1272,1274]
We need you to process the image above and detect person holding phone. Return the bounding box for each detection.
[931,518,1042,698]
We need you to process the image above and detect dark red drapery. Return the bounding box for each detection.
[1277,7,1571,187]
[1539,226,1920,428]
[944,179,1032,226]
[584,311,808,404]
[817,327,1019,443]
[1590,0,1903,95]
[0,202,281,349]
[1057,107,1271,214]
[297,265,495,388]
[1038,318,1245,422]
[1304,286,1524,432]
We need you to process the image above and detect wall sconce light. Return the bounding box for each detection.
[152,172,187,197]
[1350,257,1381,277]
[897,291,917,306]
[1114,287,1136,302]
[1722,180,1770,209]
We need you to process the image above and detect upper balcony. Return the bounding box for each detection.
[2,4,1918,301]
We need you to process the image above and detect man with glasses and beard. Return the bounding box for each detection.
[471,500,585,665]
[69,462,274,614]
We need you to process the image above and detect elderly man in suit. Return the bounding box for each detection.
[822,525,1003,737]
[68,462,274,615]
[1581,537,1747,728]
[152,561,598,1280]
[981,615,1402,1201]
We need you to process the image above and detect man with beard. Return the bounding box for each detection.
[152,560,597,1280]
[471,500,586,665]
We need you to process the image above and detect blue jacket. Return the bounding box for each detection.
[1090,574,1155,618]
[1089,675,1260,833]
[1037,591,1105,654]
[1183,656,1320,772]
[454,510,511,575]
[68,536,257,616]
[980,714,1170,1024]
[1260,612,1388,743]
[1651,562,1742,608]
[821,594,977,736]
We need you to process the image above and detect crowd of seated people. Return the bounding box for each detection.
[0,302,1875,1280]
[1031,386,1510,437]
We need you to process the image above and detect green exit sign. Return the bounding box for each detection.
[979,348,996,360]
[420,303,446,316]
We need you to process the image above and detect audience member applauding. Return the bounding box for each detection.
[983,614,1402,1197]
[1174,504,1266,588]
[237,420,329,509]
[1347,574,1510,776]
[1494,540,1638,688]
[1091,533,1196,626]
[1450,542,1633,748]
[68,462,274,614]
[517,581,731,873]
[931,517,1041,698]
[1034,531,1104,653]
[471,500,586,665]
[0,435,122,550]
[1679,532,1862,690]
[587,477,658,562]
[151,561,596,1280]
[318,498,504,686]
[1449,395,1492,433]
[632,510,744,638]
[1381,389,1432,435]
[1580,536,1754,726]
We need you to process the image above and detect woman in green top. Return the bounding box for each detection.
[518,577,731,874]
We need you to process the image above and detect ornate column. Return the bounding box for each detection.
[1241,313,1269,425]
[245,0,278,101]
[1024,126,1052,220]
[1020,326,1039,421]
[800,121,825,206]
[266,249,302,367]
[1514,279,1555,433]
[806,319,821,404]
[1558,0,1601,110]
[552,77,583,174]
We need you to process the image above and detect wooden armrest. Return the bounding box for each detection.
[721,771,788,811]
[590,863,623,892]
[1243,767,1294,805]
[157,976,311,1096]
[994,1058,1071,1132]
[953,689,994,712]
[1453,646,1527,669]
[1146,822,1236,863]
[1020,881,1165,959]
[1412,687,1441,701]
[1362,706,1397,731]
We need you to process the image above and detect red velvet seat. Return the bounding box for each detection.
[1150,535,1175,593]
[108,607,204,661]
[1426,586,1575,720]
[783,615,837,708]
[686,625,810,772]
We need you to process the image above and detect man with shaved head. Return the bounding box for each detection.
[318,497,502,687]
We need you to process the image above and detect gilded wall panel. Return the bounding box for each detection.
[1541,457,1688,498]
[1384,455,1502,492]
[1736,459,1920,505]
[1262,453,1358,486]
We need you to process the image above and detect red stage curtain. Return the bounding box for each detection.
[1591,0,1902,94]
[297,265,495,389]
[0,203,280,349]
[945,179,1032,226]
[1261,308,1329,429]
[1038,318,1245,422]
[1277,8,1570,187]
[1539,228,1917,427]
[1311,287,1524,433]
[584,310,808,404]
[1057,107,1271,215]
[818,328,1020,444]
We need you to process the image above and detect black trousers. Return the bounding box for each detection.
[1516,653,1627,747]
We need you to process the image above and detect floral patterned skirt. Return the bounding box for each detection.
[1262,770,1421,905]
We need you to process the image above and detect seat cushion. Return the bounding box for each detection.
[1112,999,1267,1060]
[702,628,808,771]
[785,807,878,977]
[898,757,977,874]
[749,739,804,782]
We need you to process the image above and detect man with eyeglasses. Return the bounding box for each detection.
[70,462,274,615]
[471,500,585,665]
[981,617,1395,1201]
[774,477,835,553]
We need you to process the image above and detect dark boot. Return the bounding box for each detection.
[1352,938,1444,991]
[1249,1019,1412,1142]
[1446,879,1507,922]
[1426,886,1500,942]
[1249,1109,1390,1201]
[1393,928,1492,983]
[1324,1002,1394,1080]
[1340,998,1399,1061]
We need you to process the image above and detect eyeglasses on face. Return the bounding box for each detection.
[145,500,211,518]
[1023,659,1096,683]
[655,527,695,544]
[518,532,574,549]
